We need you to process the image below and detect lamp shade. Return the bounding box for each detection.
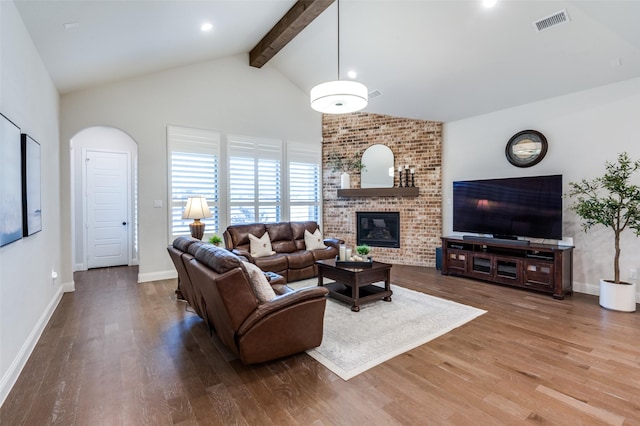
[182,196,212,220]
[310,80,368,114]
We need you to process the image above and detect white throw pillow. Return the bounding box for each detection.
[304,228,327,250]
[248,232,276,258]
[242,261,276,303]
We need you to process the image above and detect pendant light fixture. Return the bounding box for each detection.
[310,0,368,114]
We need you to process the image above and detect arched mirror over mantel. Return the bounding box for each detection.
[361,144,394,188]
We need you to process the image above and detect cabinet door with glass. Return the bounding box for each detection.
[493,256,522,285]
[469,254,493,278]
[446,250,468,273]
[523,259,554,291]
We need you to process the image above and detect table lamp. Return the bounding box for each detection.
[182,196,212,240]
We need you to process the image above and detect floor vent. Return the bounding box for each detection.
[533,9,570,32]
[368,89,382,99]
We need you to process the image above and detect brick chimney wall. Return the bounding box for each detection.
[322,112,443,267]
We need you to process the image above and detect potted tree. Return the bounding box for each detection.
[567,152,640,312]
[327,152,365,189]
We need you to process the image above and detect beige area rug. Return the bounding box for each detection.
[289,279,487,381]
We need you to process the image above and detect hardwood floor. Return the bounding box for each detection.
[1,265,639,425]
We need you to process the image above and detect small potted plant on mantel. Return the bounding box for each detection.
[327,152,365,189]
[567,152,640,312]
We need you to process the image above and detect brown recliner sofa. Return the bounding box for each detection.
[167,236,329,364]
[223,221,342,282]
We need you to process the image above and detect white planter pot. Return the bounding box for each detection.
[599,279,637,312]
[340,172,351,189]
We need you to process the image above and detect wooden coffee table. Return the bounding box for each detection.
[315,259,393,312]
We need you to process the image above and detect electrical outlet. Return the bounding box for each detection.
[630,269,638,280]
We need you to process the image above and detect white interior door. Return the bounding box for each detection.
[86,150,129,268]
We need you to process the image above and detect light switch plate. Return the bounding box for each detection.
[153,200,163,208]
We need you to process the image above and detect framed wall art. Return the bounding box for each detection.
[22,133,42,236]
[1,113,23,246]
[505,129,548,168]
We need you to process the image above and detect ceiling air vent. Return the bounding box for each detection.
[368,89,382,100]
[533,9,570,32]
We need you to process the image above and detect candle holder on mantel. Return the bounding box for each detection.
[404,169,410,187]
[398,170,403,187]
[411,172,415,187]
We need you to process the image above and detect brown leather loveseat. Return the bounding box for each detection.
[168,236,329,364]
[223,221,342,282]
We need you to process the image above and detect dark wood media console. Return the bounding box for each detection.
[440,236,573,299]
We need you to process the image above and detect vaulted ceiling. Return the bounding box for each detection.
[14,0,640,122]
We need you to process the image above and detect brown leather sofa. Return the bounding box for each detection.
[167,236,329,364]
[223,221,342,282]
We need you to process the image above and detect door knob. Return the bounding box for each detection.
[122,222,127,225]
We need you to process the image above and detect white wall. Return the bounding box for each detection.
[0,1,63,405]
[443,77,640,299]
[60,54,321,282]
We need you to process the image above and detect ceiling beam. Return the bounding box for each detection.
[250,0,335,68]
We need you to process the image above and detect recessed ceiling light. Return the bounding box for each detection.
[483,0,497,8]
[63,21,79,30]
[201,22,213,32]
[347,70,357,79]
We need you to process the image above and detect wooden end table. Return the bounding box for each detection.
[315,259,393,312]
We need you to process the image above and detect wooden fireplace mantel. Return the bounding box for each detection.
[337,187,419,197]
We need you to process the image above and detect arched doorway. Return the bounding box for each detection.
[71,126,138,271]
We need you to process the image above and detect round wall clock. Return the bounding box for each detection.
[505,130,548,167]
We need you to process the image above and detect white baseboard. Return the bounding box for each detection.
[62,280,75,293]
[573,280,640,302]
[573,281,599,297]
[0,284,65,407]
[138,269,177,283]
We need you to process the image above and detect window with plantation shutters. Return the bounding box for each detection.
[167,126,220,239]
[288,142,321,222]
[228,135,282,224]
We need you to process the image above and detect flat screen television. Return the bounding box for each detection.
[452,174,562,240]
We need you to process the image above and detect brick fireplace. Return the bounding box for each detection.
[321,112,442,267]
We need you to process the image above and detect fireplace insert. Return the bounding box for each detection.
[356,212,400,248]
